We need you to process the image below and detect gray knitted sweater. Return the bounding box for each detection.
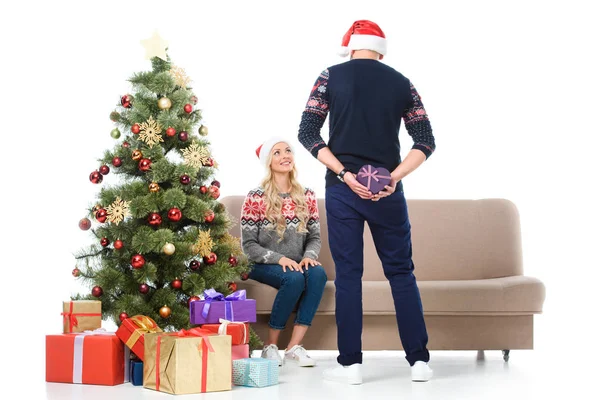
[240,187,321,264]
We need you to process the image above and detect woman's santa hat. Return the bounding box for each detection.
[255,136,294,168]
[337,20,387,59]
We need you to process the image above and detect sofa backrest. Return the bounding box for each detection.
[221,196,523,281]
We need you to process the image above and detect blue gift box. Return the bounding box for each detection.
[130,360,143,386]
[232,358,279,387]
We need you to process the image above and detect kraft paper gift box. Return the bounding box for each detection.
[190,289,256,325]
[356,164,392,194]
[201,318,250,345]
[61,300,102,333]
[232,358,279,387]
[143,328,232,394]
[116,315,163,361]
[45,329,130,386]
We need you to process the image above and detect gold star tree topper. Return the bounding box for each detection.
[140,31,168,61]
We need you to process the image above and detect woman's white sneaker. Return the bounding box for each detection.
[411,361,433,382]
[284,345,317,367]
[261,344,283,366]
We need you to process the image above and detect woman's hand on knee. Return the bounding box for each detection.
[299,257,321,270]
[278,256,303,273]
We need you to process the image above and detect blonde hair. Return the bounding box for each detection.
[260,144,309,241]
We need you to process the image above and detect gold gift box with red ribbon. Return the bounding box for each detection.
[116,315,163,361]
[143,328,232,395]
[61,300,102,334]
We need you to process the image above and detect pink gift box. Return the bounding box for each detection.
[232,344,249,361]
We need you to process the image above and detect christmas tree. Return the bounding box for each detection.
[71,36,260,349]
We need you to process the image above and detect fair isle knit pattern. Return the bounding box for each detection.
[241,187,321,264]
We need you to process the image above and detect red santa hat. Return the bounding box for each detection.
[255,136,294,168]
[337,20,387,59]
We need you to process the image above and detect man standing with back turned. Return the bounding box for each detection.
[297,20,436,384]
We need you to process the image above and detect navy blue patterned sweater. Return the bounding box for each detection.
[297,58,436,189]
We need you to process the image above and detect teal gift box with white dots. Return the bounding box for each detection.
[232,358,279,387]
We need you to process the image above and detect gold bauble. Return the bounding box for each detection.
[158,97,172,110]
[159,305,171,319]
[163,242,176,255]
[198,125,208,136]
[149,182,160,193]
[132,150,143,161]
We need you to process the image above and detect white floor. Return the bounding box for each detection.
[41,347,593,400]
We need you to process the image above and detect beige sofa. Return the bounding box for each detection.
[223,196,546,361]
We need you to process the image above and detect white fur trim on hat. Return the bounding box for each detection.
[339,34,387,57]
[256,136,294,168]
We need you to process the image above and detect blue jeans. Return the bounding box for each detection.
[248,263,327,330]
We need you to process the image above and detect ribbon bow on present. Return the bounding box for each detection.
[217,318,248,344]
[201,288,246,321]
[125,315,163,349]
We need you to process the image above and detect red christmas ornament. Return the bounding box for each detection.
[210,180,221,188]
[241,272,249,281]
[131,254,146,269]
[178,131,188,142]
[95,208,108,223]
[206,158,215,167]
[199,185,208,194]
[114,239,123,249]
[121,94,133,108]
[166,127,176,137]
[138,158,152,171]
[92,286,103,297]
[204,210,215,223]
[79,218,91,230]
[189,260,201,270]
[209,185,220,200]
[100,237,110,247]
[203,252,218,265]
[180,175,190,185]
[228,255,238,267]
[188,295,200,306]
[99,165,110,175]
[148,213,162,226]
[112,157,122,167]
[89,170,103,184]
[122,141,130,148]
[167,207,182,222]
[171,279,182,290]
[119,312,129,322]
[184,104,193,113]
[131,124,141,134]
[228,282,237,292]
[72,268,81,277]
[139,283,150,294]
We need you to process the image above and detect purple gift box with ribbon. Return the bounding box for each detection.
[190,289,257,325]
[356,164,392,194]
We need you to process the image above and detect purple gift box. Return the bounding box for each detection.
[356,164,392,193]
[190,289,257,325]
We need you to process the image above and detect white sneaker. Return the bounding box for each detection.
[323,363,362,385]
[261,344,283,366]
[411,361,433,382]
[284,345,317,367]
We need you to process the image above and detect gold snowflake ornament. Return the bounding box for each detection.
[169,65,191,88]
[106,197,131,225]
[182,142,210,169]
[222,233,242,255]
[192,229,214,257]
[139,116,164,148]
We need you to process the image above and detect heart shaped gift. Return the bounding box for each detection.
[356,165,392,194]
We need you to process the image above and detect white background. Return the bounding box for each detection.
[1,0,598,396]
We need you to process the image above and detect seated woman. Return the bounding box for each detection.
[241,136,327,367]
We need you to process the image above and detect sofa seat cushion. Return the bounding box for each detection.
[236,275,545,316]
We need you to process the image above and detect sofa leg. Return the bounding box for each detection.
[502,349,510,362]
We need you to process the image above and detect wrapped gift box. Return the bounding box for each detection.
[201,319,250,345]
[232,358,279,387]
[143,328,232,394]
[61,300,102,333]
[130,360,143,386]
[232,344,249,361]
[116,315,162,361]
[46,329,129,386]
[190,289,256,325]
[356,164,392,194]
